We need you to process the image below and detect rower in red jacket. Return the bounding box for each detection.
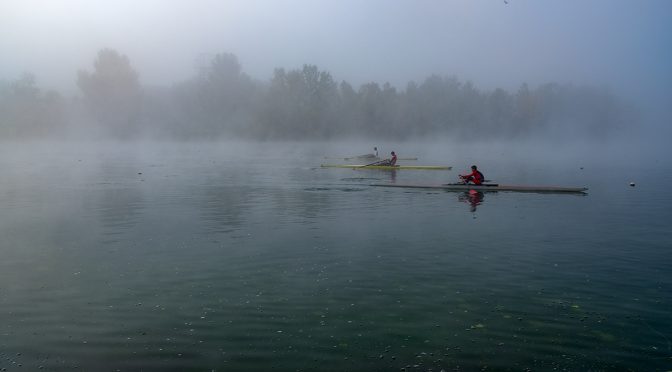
[379,151,397,166]
[459,165,484,185]
[389,151,397,166]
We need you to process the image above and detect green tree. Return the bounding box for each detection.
[77,48,142,138]
[337,81,358,136]
[486,88,514,136]
[513,83,536,136]
[173,53,259,138]
[255,64,337,139]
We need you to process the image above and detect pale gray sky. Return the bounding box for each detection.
[2,0,671,114]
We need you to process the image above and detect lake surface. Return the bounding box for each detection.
[1,141,670,371]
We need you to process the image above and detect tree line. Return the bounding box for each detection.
[0,48,635,140]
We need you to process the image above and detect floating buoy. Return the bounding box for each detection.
[629,182,635,187]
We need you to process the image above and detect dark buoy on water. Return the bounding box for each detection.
[629,182,635,187]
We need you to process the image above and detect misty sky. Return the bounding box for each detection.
[2,0,671,114]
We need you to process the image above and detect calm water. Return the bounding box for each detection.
[0,141,670,371]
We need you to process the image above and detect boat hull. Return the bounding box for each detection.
[321,164,452,170]
[370,183,588,193]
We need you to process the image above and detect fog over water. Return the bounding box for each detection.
[1,138,672,371]
[2,3,672,370]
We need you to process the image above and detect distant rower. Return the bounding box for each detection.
[459,165,484,185]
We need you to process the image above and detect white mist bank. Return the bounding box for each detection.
[2,136,667,189]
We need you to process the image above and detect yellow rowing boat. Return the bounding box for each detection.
[320,164,452,170]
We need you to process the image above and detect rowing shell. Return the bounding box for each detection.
[321,164,452,170]
[370,183,588,193]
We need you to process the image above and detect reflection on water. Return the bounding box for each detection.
[457,190,485,212]
[0,142,670,371]
[389,169,397,183]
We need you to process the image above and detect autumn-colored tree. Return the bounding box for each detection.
[0,73,67,138]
